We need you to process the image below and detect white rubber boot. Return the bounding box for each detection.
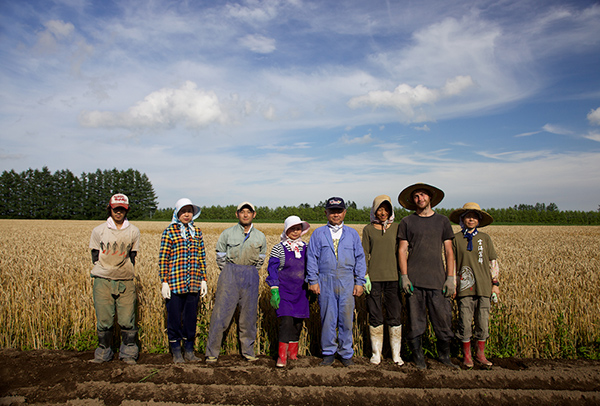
[389,325,404,366]
[369,325,384,365]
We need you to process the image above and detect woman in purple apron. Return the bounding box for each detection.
[266,215,311,368]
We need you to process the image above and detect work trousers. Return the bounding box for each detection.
[366,281,402,327]
[456,295,491,342]
[278,316,304,343]
[166,292,200,343]
[205,263,259,359]
[319,273,355,359]
[92,277,136,331]
[405,287,454,342]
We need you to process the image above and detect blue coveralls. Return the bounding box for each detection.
[306,225,366,359]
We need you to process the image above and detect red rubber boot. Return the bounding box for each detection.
[276,342,288,368]
[462,341,473,368]
[475,340,492,366]
[288,341,299,360]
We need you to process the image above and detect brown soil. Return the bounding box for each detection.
[1,349,599,406]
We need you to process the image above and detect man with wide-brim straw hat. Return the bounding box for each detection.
[397,183,444,211]
[450,202,499,369]
[397,183,459,370]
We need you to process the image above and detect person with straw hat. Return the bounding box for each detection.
[397,183,459,370]
[450,202,499,368]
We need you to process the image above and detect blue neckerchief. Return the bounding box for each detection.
[462,227,478,251]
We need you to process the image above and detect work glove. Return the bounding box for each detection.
[442,276,456,297]
[364,275,372,295]
[200,280,207,298]
[161,282,171,300]
[270,287,280,309]
[400,274,413,295]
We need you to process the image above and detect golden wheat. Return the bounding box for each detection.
[0,220,598,358]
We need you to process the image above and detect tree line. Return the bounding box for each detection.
[153,202,600,225]
[0,167,158,220]
[1,167,599,224]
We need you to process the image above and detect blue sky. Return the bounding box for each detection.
[1,0,600,211]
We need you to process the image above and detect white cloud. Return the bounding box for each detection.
[226,0,280,23]
[79,81,225,129]
[239,34,276,54]
[583,132,600,142]
[347,75,474,123]
[340,133,374,144]
[515,130,542,137]
[542,123,573,135]
[588,107,600,125]
[34,20,74,53]
[413,125,430,131]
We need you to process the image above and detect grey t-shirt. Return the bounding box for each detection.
[398,212,454,290]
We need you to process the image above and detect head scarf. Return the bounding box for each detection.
[171,198,201,239]
[370,195,395,233]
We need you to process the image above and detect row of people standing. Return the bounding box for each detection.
[88,184,500,369]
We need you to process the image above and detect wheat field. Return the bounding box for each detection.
[0,219,598,359]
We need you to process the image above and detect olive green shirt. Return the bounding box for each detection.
[362,222,400,282]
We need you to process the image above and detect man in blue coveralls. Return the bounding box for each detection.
[306,197,367,366]
[205,202,267,363]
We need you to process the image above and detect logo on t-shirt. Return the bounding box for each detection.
[459,266,475,292]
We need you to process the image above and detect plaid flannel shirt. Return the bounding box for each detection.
[159,223,207,294]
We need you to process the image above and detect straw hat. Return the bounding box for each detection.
[449,202,494,227]
[397,183,444,211]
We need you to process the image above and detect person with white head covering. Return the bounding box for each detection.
[266,215,311,368]
[450,202,499,368]
[159,198,207,363]
[362,195,404,366]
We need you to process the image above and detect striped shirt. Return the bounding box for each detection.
[159,223,207,294]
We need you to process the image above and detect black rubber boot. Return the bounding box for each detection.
[437,340,460,370]
[170,341,185,363]
[183,339,200,362]
[91,329,114,363]
[409,337,427,370]
[119,328,139,364]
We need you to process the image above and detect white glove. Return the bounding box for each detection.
[161,282,171,299]
[200,280,208,298]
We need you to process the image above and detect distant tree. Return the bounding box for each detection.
[0,167,158,220]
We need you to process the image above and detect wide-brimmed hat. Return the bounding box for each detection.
[450,202,493,227]
[397,183,444,210]
[175,198,201,217]
[283,215,310,237]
